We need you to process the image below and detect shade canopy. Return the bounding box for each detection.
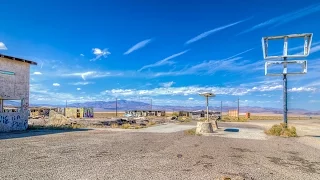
[199,92,215,97]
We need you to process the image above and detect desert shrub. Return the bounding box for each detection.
[111,124,119,128]
[120,123,131,129]
[172,112,179,117]
[27,124,83,130]
[147,121,156,126]
[184,128,201,136]
[265,123,297,137]
[178,117,191,123]
[184,128,196,135]
[222,116,248,122]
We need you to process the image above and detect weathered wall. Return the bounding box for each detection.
[83,108,94,118]
[228,110,239,117]
[0,57,30,132]
[65,108,83,118]
[0,112,28,131]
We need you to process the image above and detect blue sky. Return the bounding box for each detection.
[1,0,320,110]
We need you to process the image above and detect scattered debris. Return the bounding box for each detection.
[48,110,70,126]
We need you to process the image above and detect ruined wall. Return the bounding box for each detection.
[83,108,94,118]
[228,110,239,117]
[0,57,30,132]
[65,108,83,118]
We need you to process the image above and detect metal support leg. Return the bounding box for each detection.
[206,97,209,122]
[283,74,288,128]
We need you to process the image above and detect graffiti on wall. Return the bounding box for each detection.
[0,113,28,132]
[84,108,94,118]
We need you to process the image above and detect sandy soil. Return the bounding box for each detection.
[1,122,320,180]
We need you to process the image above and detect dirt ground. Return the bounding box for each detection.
[0,121,320,180]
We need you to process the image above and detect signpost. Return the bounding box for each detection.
[261,33,313,127]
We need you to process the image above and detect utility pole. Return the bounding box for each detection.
[116,98,118,117]
[237,97,240,121]
[150,99,152,111]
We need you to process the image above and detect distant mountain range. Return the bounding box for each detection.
[4,100,320,115]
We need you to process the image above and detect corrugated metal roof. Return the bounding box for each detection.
[0,54,37,65]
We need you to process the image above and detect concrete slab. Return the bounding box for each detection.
[94,123,195,133]
[203,127,268,140]
[135,123,195,133]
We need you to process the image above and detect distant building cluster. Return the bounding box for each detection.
[179,110,221,119]
[125,110,166,117]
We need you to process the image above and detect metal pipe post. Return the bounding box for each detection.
[283,57,288,128]
[206,97,209,122]
[283,75,288,127]
[116,98,118,117]
[237,97,240,121]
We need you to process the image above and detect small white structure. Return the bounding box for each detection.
[0,54,37,132]
[196,92,216,134]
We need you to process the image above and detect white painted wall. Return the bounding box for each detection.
[0,57,30,132]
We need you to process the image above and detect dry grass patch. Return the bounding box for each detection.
[147,121,156,126]
[265,123,297,137]
[111,124,119,128]
[28,124,84,130]
[120,123,131,129]
[178,117,191,123]
[184,128,201,136]
[222,116,248,122]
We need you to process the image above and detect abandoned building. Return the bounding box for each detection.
[125,110,166,117]
[190,110,221,119]
[178,111,192,117]
[0,54,37,132]
[29,107,59,118]
[64,107,94,118]
[3,107,19,113]
[228,110,239,117]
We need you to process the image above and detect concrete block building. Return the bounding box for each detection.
[64,107,94,119]
[0,54,36,132]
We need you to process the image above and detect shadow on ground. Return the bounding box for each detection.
[0,129,90,140]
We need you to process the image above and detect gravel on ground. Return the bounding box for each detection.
[1,127,320,180]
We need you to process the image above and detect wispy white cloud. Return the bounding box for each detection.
[185,18,251,45]
[188,97,194,100]
[153,48,255,77]
[90,48,111,61]
[310,45,320,54]
[0,42,7,50]
[63,71,122,80]
[33,72,42,75]
[76,88,81,91]
[124,39,152,55]
[80,54,84,57]
[53,83,60,87]
[238,3,320,35]
[160,81,175,88]
[69,81,95,86]
[102,82,301,98]
[138,50,189,72]
[289,87,316,92]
